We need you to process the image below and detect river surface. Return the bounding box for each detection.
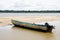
[0,13,60,17]
[0,13,60,40]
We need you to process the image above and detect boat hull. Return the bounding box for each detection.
[11,20,54,32]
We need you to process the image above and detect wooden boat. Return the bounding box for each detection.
[11,20,55,32]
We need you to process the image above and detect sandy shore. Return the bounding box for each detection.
[0,16,60,40]
[0,16,60,26]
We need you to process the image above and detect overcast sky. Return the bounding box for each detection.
[0,0,60,10]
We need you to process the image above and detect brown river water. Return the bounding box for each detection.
[0,14,60,40]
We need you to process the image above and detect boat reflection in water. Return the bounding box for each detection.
[11,19,55,32]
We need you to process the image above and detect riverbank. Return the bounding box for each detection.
[0,16,60,40]
[0,16,60,26]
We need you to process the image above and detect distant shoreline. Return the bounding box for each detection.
[0,10,60,13]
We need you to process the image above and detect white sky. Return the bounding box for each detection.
[0,0,60,10]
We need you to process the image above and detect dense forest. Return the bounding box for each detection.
[0,10,60,13]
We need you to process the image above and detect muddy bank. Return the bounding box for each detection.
[0,16,60,40]
[0,16,60,25]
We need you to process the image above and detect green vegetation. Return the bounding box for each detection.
[0,10,60,13]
